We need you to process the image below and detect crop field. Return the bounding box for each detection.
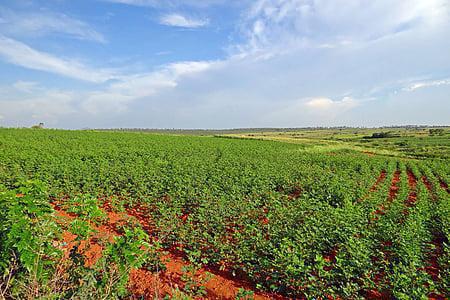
[0,128,449,299]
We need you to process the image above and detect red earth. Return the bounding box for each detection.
[357,170,387,204]
[439,179,450,194]
[388,170,401,201]
[370,170,388,192]
[49,176,446,300]
[369,170,401,222]
[51,198,288,299]
[121,202,287,300]
[402,170,418,216]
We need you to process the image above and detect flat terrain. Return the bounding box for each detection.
[0,127,449,299]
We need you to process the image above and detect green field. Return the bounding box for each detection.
[0,128,449,299]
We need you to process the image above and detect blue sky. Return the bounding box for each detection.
[0,0,449,129]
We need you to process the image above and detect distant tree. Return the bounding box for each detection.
[363,131,397,139]
[371,132,391,138]
[429,128,445,136]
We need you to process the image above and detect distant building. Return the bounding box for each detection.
[32,122,44,129]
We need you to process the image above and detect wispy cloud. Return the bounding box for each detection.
[12,81,39,93]
[236,0,450,56]
[0,35,115,83]
[159,13,209,28]
[0,8,106,43]
[403,78,450,92]
[0,82,76,126]
[82,60,215,114]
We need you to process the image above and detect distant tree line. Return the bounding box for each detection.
[364,132,400,139]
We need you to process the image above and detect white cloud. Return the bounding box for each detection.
[403,78,450,92]
[237,0,450,55]
[0,84,76,126]
[12,81,39,93]
[304,97,359,112]
[0,36,116,83]
[0,8,106,43]
[263,96,360,126]
[159,13,209,28]
[81,60,215,114]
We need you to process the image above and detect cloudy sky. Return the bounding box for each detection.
[0,0,449,129]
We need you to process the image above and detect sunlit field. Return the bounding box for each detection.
[1,127,448,299]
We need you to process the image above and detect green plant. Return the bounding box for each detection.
[0,181,61,298]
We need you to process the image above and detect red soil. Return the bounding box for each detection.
[364,240,395,299]
[398,170,420,222]
[364,172,403,297]
[439,180,450,194]
[128,253,284,299]
[388,170,401,201]
[323,246,339,272]
[64,200,285,299]
[364,289,392,300]
[418,177,447,299]
[404,170,418,209]
[370,170,401,222]
[123,204,287,300]
[422,176,434,194]
[288,187,302,200]
[357,170,387,204]
[420,231,447,300]
[125,203,154,233]
[423,234,445,282]
[370,170,387,192]
[428,293,447,300]
[51,201,127,268]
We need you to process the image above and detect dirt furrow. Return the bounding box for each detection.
[402,170,418,217]
[421,176,437,201]
[370,170,401,221]
[358,170,387,204]
[438,179,450,194]
[121,203,286,300]
[365,170,402,298]
[388,170,401,201]
[51,201,126,268]
[370,170,388,192]
[52,198,286,299]
[420,177,446,299]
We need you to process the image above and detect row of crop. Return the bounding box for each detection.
[133,158,391,298]
[0,129,389,204]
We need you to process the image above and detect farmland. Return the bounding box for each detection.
[0,127,449,299]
